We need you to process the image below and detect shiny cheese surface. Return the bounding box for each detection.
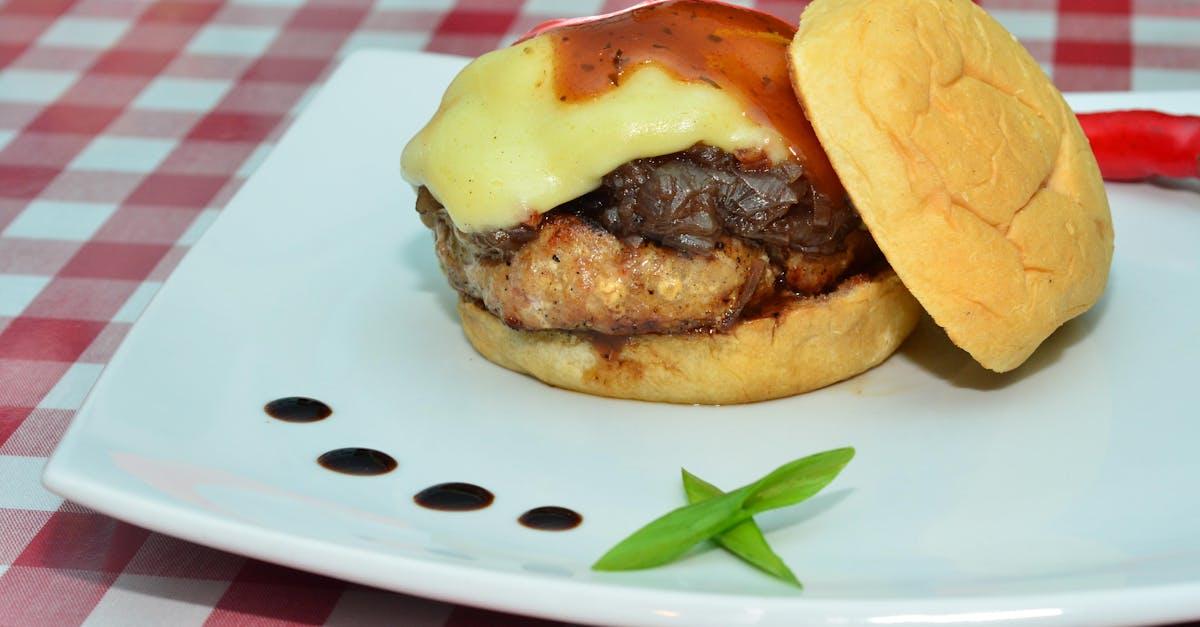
[400,35,789,232]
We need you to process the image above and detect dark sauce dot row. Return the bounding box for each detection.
[264,396,332,422]
[265,397,582,531]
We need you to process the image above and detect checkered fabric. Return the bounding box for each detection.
[0,0,1197,625]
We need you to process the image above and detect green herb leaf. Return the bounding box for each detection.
[682,469,801,587]
[592,447,855,573]
[591,482,759,570]
[743,447,855,515]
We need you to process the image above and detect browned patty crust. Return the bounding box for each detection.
[416,146,881,334]
[429,209,773,334]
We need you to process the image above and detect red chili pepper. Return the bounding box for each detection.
[1077,110,1200,181]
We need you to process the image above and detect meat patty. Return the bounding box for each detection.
[782,229,877,295]
[415,145,881,334]
[426,202,772,334]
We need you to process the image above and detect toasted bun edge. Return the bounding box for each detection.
[458,270,921,404]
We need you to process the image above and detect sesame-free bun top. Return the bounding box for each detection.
[789,0,1114,372]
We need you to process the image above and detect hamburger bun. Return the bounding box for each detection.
[403,0,1113,403]
[790,0,1114,372]
[459,269,920,404]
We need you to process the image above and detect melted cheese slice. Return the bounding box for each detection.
[400,35,789,232]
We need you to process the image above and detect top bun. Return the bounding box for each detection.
[789,0,1114,372]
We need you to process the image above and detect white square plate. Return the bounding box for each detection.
[44,51,1200,626]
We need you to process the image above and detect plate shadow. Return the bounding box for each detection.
[899,284,1112,391]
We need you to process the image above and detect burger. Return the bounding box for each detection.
[400,0,1113,404]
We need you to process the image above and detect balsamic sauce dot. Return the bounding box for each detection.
[414,483,494,511]
[265,397,331,422]
[317,448,397,475]
[518,506,583,531]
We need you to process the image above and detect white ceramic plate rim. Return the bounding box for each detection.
[46,461,1200,619]
[44,464,1200,626]
[43,50,1200,627]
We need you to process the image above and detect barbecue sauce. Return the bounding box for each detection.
[550,0,844,203]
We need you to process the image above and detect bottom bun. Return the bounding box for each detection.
[459,269,921,404]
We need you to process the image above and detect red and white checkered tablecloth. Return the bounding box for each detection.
[0,0,1198,625]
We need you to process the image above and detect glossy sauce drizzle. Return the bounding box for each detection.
[264,397,332,422]
[317,448,398,475]
[414,483,495,511]
[548,0,844,203]
[519,506,583,531]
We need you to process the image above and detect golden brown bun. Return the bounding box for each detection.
[458,270,921,405]
[789,0,1114,372]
